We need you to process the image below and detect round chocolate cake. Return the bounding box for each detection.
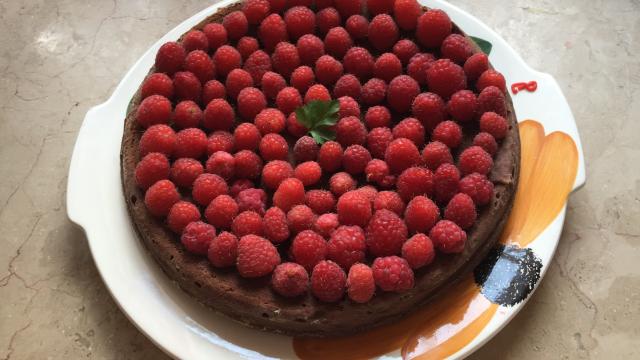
[121,0,520,337]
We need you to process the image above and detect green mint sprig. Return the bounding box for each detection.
[294,100,340,145]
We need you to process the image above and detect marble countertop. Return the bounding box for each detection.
[1,0,638,358]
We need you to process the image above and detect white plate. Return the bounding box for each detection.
[66,0,586,358]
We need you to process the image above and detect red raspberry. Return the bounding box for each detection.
[365,209,407,256]
[347,263,375,303]
[202,80,226,105]
[141,73,174,100]
[367,0,394,14]
[421,141,452,170]
[259,13,288,52]
[314,213,339,237]
[232,210,264,237]
[365,159,389,183]
[343,47,375,80]
[182,30,209,52]
[404,195,439,233]
[434,163,460,205]
[473,132,498,156]
[223,11,249,40]
[311,260,346,302]
[432,120,462,149]
[373,190,405,215]
[173,71,202,102]
[397,166,434,201]
[205,194,238,230]
[192,173,228,206]
[184,50,215,83]
[329,172,356,197]
[208,231,239,267]
[259,133,288,161]
[294,161,322,186]
[173,101,202,129]
[174,128,207,159]
[181,221,216,255]
[170,158,204,188]
[402,233,435,269]
[285,6,316,40]
[135,153,169,189]
[242,0,269,25]
[333,74,361,100]
[243,50,272,84]
[441,34,473,64]
[206,151,235,180]
[356,185,378,202]
[335,116,367,146]
[263,207,290,244]
[343,145,371,175]
[315,55,344,86]
[416,9,452,48]
[291,230,327,270]
[374,53,402,82]
[393,118,425,148]
[276,87,303,115]
[293,136,319,163]
[233,123,261,151]
[387,75,420,113]
[372,256,414,292]
[288,205,316,234]
[327,225,366,269]
[477,86,507,117]
[335,0,362,18]
[237,36,259,60]
[459,146,493,175]
[477,69,507,93]
[445,193,477,229]
[234,150,263,179]
[224,69,252,101]
[213,45,242,77]
[407,53,435,85]
[385,138,421,174]
[305,190,336,214]
[338,96,360,118]
[254,108,286,136]
[429,220,466,253]
[267,0,287,12]
[237,234,281,277]
[392,39,419,66]
[136,95,172,128]
[237,87,267,120]
[480,112,508,140]
[361,78,387,105]
[167,201,201,233]
[464,52,489,82]
[345,15,369,40]
[336,191,372,227]
[318,141,343,173]
[316,7,342,35]
[155,42,186,75]
[426,59,467,99]
[236,188,267,215]
[261,71,287,100]
[207,131,234,155]
[447,90,478,123]
[271,262,309,297]
[290,66,315,93]
[324,27,353,59]
[144,179,180,217]
[139,124,176,157]
[459,173,494,206]
[289,0,313,7]
[272,42,300,78]
[230,179,254,197]
[369,14,399,51]
[203,23,228,51]
[273,177,305,211]
[287,112,309,138]
[394,0,421,30]
[304,84,331,103]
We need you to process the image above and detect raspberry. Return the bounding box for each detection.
[373,190,405,215]
[305,190,336,214]
[283,113,306,139]
[232,210,264,237]
[290,66,315,93]
[292,136,318,163]
[267,0,287,12]
[473,132,498,156]
[254,108,286,136]
[477,69,507,93]
[232,123,261,151]
[294,161,321,186]
[372,256,414,292]
[202,80,226,105]
[316,7,342,35]
[271,262,309,297]
[181,221,216,255]
[344,15,368,40]
[263,207,290,243]
[338,96,360,118]
[183,30,209,52]
[464,52,489,82]
[387,75,420,113]
[477,86,507,117]
[144,179,180,217]
[479,112,508,140]
[288,205,316,234]
[404,195,439,233]
[459,146,493,175]
[333,74,361,100]
[173,71,202,102]
[459,173,494,206]
[434,163,460,204]
[335,0,362,17]
[136,95,172,128]
[329,172,356,197]
[167,201,201,233]
[314,213,339,237]
[259,13,288,52]
[223,69,252,101]
[285,6,316,40]
[234,150,263,179]
[207,131,234,155]
[184,50,215,83]
[441,34,473,64]
[205,194,239,229]
[421,141,451,171]
[276,87,303,115]
[206,151,235,180]
[237,235,281,277]
[304,84,331,103]
[361,78,387,105]
[429,220,466,253]
[174,128,207,159]
[141,73,174,100]
[243,50,272,84]
[367,0,394,14]
[448,90,478,123]
[369,14,399,51]
[170,158,204,188]
[365,159,389,183]
[173,101,202,129]
[317,141,343,173]
[397,166,434,201]
[242,0,270,25]
[432,120,462,149]
[236,188,267,215]
[365,209,407,256]
[230,179,255,197]
[336,191,372,227]
[311,260,346,302]
[261,71,287,100]
[237,36,259,60]
[192,173,228,206]
[392,39,419,66]
[335,116,367,146]
[402,233,435,269]
[393,118,425,148]
[139,124,176,157]
[208,231,238,267]
[394,0,421,30]
[347,263,375,303]
[272,42,300,78]
[259,133,288,161]
[407,53,435,85]
[445,193,477,229]
[315,55,343,86]
[426,59,467,99]
[416,9,451,48]
[155,42,186,75]
[237,87,267,120]
[327,225,366,270]
[273,177,305,211]
[291,230,327,270]
[385,138,421,174]
[203,23,228,51]
[223,10,249,40]
[356,185,378,202]
[213,45,242,77]
[373,53,402,83]
[343,145,371,175]
[324,27,353,59]
[135,153,169,189]
[343,47,374,80]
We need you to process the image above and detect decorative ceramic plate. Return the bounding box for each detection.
[66,0,586,358]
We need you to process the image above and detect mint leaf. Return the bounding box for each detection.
[293,100,340,144]
[310,126,336,143]
[469,36,492,55]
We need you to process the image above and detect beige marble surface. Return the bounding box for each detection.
[1,0,638,358]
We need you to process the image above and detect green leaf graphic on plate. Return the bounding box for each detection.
[470,36,493,55]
